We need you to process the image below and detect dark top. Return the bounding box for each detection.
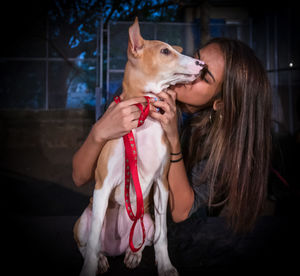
[180,112,210,218]
[187,160,209,217]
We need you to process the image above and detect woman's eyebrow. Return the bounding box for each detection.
[197,51,216,82]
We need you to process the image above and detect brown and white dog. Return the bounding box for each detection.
[74,18,205,276]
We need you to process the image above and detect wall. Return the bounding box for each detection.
[0,109,95,195]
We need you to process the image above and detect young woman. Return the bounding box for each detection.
[73,37,272,270]
[151,38,272,271]
[150,38,272,233]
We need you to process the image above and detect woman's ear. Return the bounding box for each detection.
[213,99,223,111]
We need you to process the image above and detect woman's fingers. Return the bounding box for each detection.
[153,90,176,111]
[166,89,177,102]
[157,89,176,102]
[149,108,164,122]
[151,99,171,113]
[120,96,155,129]
[149,90,179,145]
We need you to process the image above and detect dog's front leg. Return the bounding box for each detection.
[154,178,179,276]
[80,184,112,276]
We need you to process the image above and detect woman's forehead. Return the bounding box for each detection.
[198,44,224,83]
[199,44,222,63]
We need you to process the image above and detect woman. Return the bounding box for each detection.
[151,38,272,233]
[73,37,272,270]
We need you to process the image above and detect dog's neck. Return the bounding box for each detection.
[121,62,149,100]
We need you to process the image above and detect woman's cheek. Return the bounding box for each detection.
[174,85,192,101]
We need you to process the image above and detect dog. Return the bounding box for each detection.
[74,17,205,276]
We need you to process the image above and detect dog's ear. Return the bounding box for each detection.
[172,45,183,53]
[128,17,144,57]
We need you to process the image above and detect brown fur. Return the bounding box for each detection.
[94,139,119,190]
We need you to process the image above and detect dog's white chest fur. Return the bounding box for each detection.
[107,117,168,205]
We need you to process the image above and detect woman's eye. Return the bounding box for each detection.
[161,48,170,55]
[200,70,209,83]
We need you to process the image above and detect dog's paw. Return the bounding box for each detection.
[80,258,98,276]
[158,266,179,276]
[124,248,142,269]
[98,253,109,274]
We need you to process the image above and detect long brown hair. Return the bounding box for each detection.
[180,38,272,233]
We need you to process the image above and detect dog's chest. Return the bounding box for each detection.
[134,118,168,174]
[108,118,168,204]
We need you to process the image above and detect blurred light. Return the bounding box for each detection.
[289,62,293,67]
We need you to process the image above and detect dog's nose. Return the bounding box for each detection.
[195,60,205,66]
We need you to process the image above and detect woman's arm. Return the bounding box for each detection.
[72,124,106,187]
[167,138,194,222]
[150,90,194,222]
[72,96,147,187]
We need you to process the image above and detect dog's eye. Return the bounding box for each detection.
[160,48,170,55]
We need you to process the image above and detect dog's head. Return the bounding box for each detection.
[126,17,205,93]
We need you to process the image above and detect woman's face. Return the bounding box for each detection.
[173,43,225,113]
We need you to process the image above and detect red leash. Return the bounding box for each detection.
[113,96,150,252]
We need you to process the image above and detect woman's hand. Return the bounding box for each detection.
[92,96,147,143]
[72,96,147,187]
[149,89,180,150]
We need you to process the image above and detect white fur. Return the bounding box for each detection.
[178,52,205,68]
[144,81,167,94]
